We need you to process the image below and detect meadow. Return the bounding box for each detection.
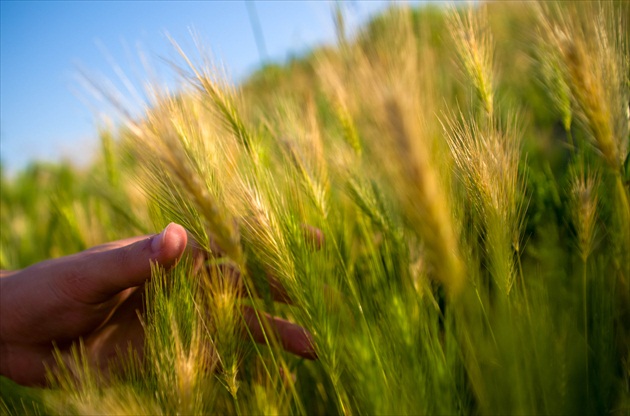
[1,2,629,414]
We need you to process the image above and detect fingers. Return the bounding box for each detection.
[46,223,188,304]
[195,225,324,304]
[206,264,293,304]
[243,306,316,360]
[301,224,324,250]
[83,287,146,372]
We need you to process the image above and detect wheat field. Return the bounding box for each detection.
[1,2,629,414]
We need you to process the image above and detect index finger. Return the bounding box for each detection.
[42,223,188,304]
[242,306,317,360]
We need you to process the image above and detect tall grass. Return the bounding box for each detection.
[1,1,629,414]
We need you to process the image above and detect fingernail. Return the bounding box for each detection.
[151,223,172,253]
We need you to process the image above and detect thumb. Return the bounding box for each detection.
[47,223,188,304]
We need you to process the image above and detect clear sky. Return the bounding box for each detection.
[1,0,397,172]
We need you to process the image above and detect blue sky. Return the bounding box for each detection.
[1,0,397,172]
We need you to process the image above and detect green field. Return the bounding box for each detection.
[1,2,629,414]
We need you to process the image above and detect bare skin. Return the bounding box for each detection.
[0,223,315,386]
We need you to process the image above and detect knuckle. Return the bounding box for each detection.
[52,260,89,303]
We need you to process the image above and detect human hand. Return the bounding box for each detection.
[0,223,315,386]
